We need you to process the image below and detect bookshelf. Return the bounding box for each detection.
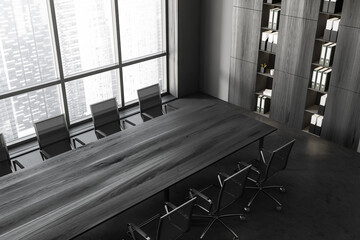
[229,0,360,150]
[302,1,344,136]
[254,1,281,117]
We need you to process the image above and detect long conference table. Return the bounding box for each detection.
[0,99,276,240]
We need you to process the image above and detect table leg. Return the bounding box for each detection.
[164,188,170,202]
[258,137,264,161]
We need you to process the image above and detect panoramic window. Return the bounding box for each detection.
[0,0,167,143]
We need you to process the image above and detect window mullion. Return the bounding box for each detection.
[114,0,125,108]
[48,0,70,126]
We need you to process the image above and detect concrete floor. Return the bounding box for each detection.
[10,94,360,240]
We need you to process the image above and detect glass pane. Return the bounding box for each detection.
[119,0,165,61]
[65,70,121,123]
[55,0,117,76]
[0,85,63,143]
[123,57,166,104]
[0,0,58,94]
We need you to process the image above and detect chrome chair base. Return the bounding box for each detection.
[193,213,246,239]
[245,185,285,212]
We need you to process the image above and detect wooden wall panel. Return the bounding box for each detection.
[228,58,257,110]
[281,0,321,20]
[341,0,360,29]
[328,26,360,94]
[231,7,261,63]
[270,71,308,128]
[233,0,263,11]
[322,87,360,149]
[275,16,317,79]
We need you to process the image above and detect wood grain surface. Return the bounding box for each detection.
[0,101,276,240]
[231,7,261,63]
[275,15,317,79]
[270,71,308,129]
[229,58,257,110]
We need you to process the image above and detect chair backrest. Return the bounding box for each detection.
[34,115,71,151]
[264,139,296,181]
[216,164,251,212]
[137,84,162,115]
[156,197,196,240]
[90,98,120,135]
[0,134,12,176]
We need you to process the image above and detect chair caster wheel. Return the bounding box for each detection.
[280,187,286,193]
[244,207,251,212]
[239,215,246,221]
[276,206,282,211]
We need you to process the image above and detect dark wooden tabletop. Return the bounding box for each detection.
[0,100,276,240]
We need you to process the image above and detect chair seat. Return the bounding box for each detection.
[135,214,185,240]
[96,122,121,137]
[43,140,72,158]
[194,185,238,215]
[0,161,12,177]
[144,107,163,119]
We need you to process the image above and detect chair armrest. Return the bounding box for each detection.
[218,172,230,179]
[217,172,231,187]
[164,103,177,113]
[238,161,260,183]
[12,159,24,171]
[40,149,51,160]
[95,129,107,138]
[141,112,154,120]
[189,188,212,213]
[238,161,260,174]
[164,201,177,213]
[189,188,211,203]
[127,223,150,240]
[73,138,85,148]
[123,119,136,127]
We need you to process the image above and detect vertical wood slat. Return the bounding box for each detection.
[229,1,262,109]
[270,71,308,129]
[322,87,360,149]
[321,0,360,150]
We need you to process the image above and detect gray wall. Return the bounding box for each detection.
[168,0,201,98]
[199,0,232,101]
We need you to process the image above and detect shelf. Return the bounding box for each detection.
[256,91,272,99]
[259,49,276,55]
[320,11,342,17]
[257,72,274,78]
[302,126,320,137]
[312,62,332,69]
[305,105,319,114]
[308,87,327,94]
[315,37,336,44]
[254,111,270,118]
[261,27,279,31]
[263,2,281,7]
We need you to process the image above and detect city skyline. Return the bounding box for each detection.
[0,0,166,143]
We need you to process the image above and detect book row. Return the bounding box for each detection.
[322,0,343,14]
[268,8,280,31]
[309,114,324,136]
[256,95,271,114]
[319,43,336,67]
[311,67,331,92]
[261,31,278,53]
[324,18,340,42]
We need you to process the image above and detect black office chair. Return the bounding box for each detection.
[189,164,251,240]
[127,197,196,240]
[238,139,296,212]
[34,115,85,160]
[90,98,135,139]
[137,84,176,121]
[0,133,24,177]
